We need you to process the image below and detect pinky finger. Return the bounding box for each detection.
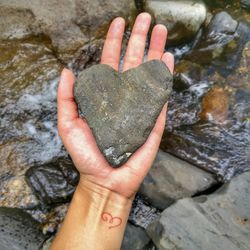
[161,52,174,75]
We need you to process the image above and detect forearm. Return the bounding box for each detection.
[50,177,133,250]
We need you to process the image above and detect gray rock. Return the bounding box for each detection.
[207,11,238,38]
[42,237,54,250]
[147,171,250,250]
[185,11,239,64]
[139,150,217,210]
[121,223,151,250]
[145,0,207,44]
[74,60,172,166]
[25,158,79,205]
[0,0,136,62]
[0,207,47,250]
[241,0,250,9]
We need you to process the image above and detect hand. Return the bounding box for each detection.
[57,13,174,199]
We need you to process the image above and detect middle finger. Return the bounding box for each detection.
[123,13,151,72]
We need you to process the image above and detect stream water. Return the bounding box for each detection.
[0,0,249,235]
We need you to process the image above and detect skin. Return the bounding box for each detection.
[51,13,174,250]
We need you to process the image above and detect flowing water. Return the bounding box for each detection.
[162,2,250,180]
[0,0,250,234]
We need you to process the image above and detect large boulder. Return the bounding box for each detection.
[147,171,250,250]
[139,150,217,210]
[145,0,207,44]
[0,0,136,62]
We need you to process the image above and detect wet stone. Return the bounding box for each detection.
[185,20,250,77]
[226,41,250,88]
[25,158,79,205]
[74,60,173,166]
[241,0,250,9]
[200,86,229,124]
[161,121,250,180]
[139,150,217,210]
[0,207,47,250]
[207,11,238,36]
[163,17,250,180]
[129,195,160,229]
[121,223,151,250]
[147,171,250,250]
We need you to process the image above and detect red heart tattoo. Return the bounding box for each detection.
[101,212,122,229]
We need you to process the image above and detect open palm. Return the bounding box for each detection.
[57,13,174,199]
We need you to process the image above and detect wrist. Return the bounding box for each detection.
[76,176,133,208]
[51,176,132,250]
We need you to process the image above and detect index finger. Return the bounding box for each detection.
[57,69,79,124]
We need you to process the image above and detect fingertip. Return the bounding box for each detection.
[161,52,174,74]
[60,68,74,83]
[113,17,125,24]
[111,17,126,28]
[154,24,168,33]
[137,12,151,22]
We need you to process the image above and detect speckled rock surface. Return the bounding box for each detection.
[121,222,151,250]
[0,207,47,250]
[74,60,173,166]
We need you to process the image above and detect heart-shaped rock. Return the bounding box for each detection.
[74,60,172,167]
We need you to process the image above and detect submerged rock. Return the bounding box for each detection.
[147,171,250,250]
[164,19,250,180]
[74,60,172,166]
[0,0,136,62]
[227,41,250,88]
[185,11,239,65]
[145,0,207,44]
[161,120,250,180]
[200,86,229,124]
[241,0,250,9]
[26,158,79,205]
[207,11,238,36]
[139,150,217,210]
[0,207,47,250]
